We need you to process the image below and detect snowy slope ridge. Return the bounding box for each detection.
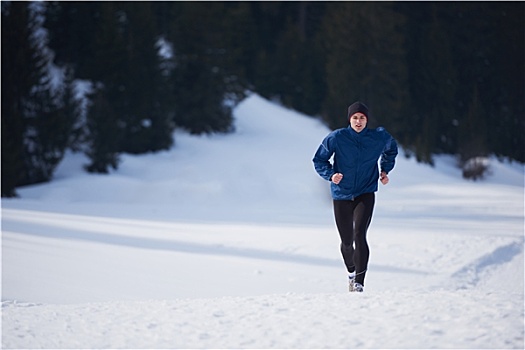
[2,93,524,349]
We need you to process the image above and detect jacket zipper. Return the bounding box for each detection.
[353,133,361,200]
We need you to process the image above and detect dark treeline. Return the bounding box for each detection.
[2,1,524,197]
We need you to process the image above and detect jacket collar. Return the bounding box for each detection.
[347,125,369,136]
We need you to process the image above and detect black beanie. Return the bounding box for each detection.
[347,101,369,120]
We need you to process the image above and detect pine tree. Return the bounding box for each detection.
[84,87,121,173]
[264,3,326,116]
[399,3,459,163]
[164,2,243,134]
[45,1,102,80]
[60,66,83,151]
[320,2,409,131]
[1,1,26,197]
[2,1,72,196]
[112,2,174,154]
[46,2,175,172]
[486,3,525,162]
[240,2,325,116]
[80,2,124,172]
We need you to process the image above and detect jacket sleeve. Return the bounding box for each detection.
[380,132,398,174]
[312,133,336,181]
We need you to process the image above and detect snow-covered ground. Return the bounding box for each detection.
[2,94,524,349]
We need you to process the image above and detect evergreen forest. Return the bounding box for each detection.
[2,1,524,197]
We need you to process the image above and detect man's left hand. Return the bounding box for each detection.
[380,172,389,185]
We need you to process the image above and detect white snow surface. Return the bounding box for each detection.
[2,93,524,349]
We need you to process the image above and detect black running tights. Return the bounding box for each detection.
[333,193,375,285]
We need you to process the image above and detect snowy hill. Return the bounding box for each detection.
[2,94,524,349]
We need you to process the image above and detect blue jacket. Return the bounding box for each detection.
[313,126,398,200]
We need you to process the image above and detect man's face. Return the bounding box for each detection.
[350,113,367,133]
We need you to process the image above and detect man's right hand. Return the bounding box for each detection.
[331,173,343,184]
